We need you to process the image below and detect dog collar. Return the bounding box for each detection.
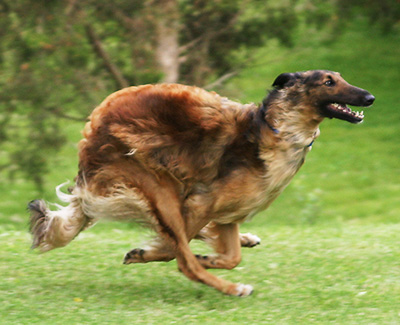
[266,120,280,134]
[260,102,280,134]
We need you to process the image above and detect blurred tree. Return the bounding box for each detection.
[0,0,300,189]
[1,0,397,189]
[301,0,400,35]
[335,0,400,33]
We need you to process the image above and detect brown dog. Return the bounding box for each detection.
[29,70,374,296]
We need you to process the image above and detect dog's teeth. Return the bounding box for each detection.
[354,111,364,119]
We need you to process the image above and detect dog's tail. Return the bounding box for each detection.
[28,183,93,253]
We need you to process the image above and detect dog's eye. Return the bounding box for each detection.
[324,79,335,87]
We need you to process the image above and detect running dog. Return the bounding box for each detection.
[29,70,375,296]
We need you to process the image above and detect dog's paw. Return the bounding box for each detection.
[195,254,217,269]
[232,283,254,297]
[240,233,261,248]
[123,248,145,264]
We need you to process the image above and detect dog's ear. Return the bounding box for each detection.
[272,73,298,89]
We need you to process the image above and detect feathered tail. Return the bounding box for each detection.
[28,183,92,253]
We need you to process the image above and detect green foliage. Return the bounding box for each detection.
[179,0,300,83]
[1,0,398,188]
[0,1,112,188]
[336,0,400,33]
[0,0,310,188]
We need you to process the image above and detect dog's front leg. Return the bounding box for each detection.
[196,222,261,250]
[150,196,253,296]
[194,222,244,270]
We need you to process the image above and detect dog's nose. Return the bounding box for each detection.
[365,94,375,106]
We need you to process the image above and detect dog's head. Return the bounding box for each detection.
[272,70,375,124]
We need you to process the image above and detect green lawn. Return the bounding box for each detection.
[1,223,400,324]
[1,19,400,324]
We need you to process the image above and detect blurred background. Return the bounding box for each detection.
[0,0,399,229]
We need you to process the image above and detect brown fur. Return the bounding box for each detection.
[29,70,374,296]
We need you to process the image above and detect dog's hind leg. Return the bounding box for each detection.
[194,222,244,270]
[123,237,175,264]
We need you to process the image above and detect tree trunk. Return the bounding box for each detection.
[155,0,180,84]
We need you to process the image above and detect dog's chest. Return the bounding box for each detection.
[264,146,308,191]
[211,146,309,223]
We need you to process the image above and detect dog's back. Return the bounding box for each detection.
[78,84,253,194]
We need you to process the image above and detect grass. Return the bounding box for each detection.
[1,19,400,324]
[2,223,400,324]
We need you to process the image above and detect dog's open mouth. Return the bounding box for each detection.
[323,103,365,124]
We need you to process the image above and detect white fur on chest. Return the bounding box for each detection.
[264,146,308,191]
[246,146,310,219]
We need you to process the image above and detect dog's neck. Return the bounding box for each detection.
[260,93,323,149]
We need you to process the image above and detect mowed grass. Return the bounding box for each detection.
[2,223,400,324]
[1,20,400,323]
